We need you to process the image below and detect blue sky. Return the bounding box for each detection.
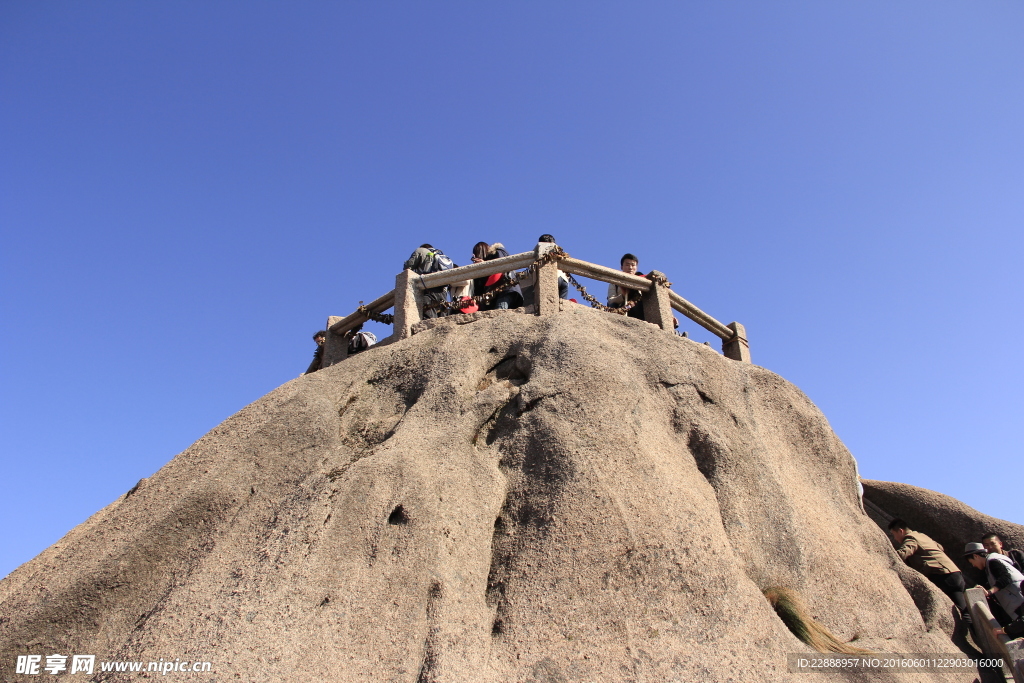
[1,2,1021,578]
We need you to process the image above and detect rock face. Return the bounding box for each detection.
[0,309,978,681]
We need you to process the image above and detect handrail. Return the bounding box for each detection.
[416,251,535,289]
[328,290,395,336]
[559,257,652,293]
[668,290,733,340]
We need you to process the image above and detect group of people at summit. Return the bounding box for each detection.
[888,519,1024,640]
[304,235,657,374]
[401,234,646,319]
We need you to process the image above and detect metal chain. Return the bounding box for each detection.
[357,304,395,325]
[563,273,632,314]
[566,269,671,314]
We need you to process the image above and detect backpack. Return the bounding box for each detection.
[986,554,1024,616]
[424,249,455,273]
[348,331,377,355]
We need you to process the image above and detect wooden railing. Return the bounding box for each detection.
[321,243,750,367]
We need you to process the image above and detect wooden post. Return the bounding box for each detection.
[722,322,751,363]
[393,269,424,339]
[534,242,560,315]
[321,316,349,368]
[641,271,675,330]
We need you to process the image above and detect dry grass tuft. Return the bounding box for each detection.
[764,587,872,654]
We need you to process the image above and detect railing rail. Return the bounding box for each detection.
[667,290,733,340]
[328,290,395,336]
[322,243,751,366]
[559,257,652,293]
[417,251,536,289]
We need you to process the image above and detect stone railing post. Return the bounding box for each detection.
[321,316,349,368]
[722,322,750,363]
[533,242,560,315]
[641,271,675,331]
[393,269,423,339]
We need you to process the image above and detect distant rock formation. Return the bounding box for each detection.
[0,308,989,681]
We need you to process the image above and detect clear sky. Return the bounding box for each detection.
[2,2,1021,579]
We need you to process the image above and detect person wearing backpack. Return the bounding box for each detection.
[348,330,377,355]
[471,242,523,310]
[965,542,1024,638]
[403,244,459,318]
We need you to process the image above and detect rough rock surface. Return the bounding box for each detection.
[863,479,1024,576]
[1,308,975,681]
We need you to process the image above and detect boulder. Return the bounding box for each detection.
[0,308,976,681]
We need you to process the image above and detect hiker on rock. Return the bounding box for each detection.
[965,541,1024,638]
[471,242,523,310]
[304,330,327,374]
[537,234,569,300]
[607,253,645,320]
[403,244,463,318]
[979,532,1024,625]
[982,533,1024,573]
[888,519,971,626]
[348,329,377,355]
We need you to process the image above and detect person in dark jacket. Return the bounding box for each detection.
[304,330,326,374]
[983,533,1024,573]
[471,242,523,310]
[888,519,972,626]
[965,542,1024,638]
[978,532,1024,626]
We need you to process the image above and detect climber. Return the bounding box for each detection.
[607,253,645,320]
[973,532,1024,626]
[471,242,523,310]
[982,533,1024,573]
[887,519,971,626]
[304,330,327,375]
[537,234,569,299]
[348,329,377,355]
[964,542,1024,638]
[403,244,468,318]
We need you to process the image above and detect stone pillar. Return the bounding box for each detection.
[722,322,751,363]
[533,242,560,315]
[393,269,424,339]
[321,316,349,368]
[641,271,674,331]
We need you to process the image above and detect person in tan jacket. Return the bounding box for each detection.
[888,518,971,626]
